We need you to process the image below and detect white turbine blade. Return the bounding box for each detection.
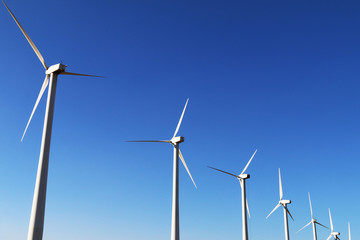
[285,205,294,221]
[327,235,332,240]
[21,75,49,141]
[279,168,283,200]
[240,149,257,175]
[208,166,239,178]
[246,198,251,219]
[315,221,328,229]
[308,192,314,219]
[2,1,48,70]
[329,208,334,232]
[179,149,197,188]
[172,98,189,138]
[348,222,351,240]
[266,203,281,219]
[126,140,170,143]
[238,179,251,218]
[296,221,312,234]
[61,72,105,78]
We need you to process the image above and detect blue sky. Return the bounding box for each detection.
[0,0,359,239]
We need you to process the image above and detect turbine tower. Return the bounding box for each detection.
[3,2,102,240]
[296,193,327,240]
[266,168,294,240]
[327,209,340,240]
[127,99,196,240]
[208,149,257,240]
[348,222,351,240]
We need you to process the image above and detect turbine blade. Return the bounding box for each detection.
[2,1,48,70]
[179,149,197,189]
[308,192,314,219]
[279,168,283,200]
[238,179,251,218]
[21,75,49,141]
[329,208,334,232]
[326,235,332,240]
[266,203,281,219]
[207,166,239,178]
[240,149,257,175]
[296,221,312,234]
[349,222,351,240]
[315,221,328,229]
[172,98,188,138]
[246,198,251,219]
[285,206,294,221]
[61,72,105,78]
[126,140,170,143]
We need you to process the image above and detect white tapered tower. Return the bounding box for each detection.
[348,222,351,240]
[208,149,257,240]
[2,2,102,240]
[266,168,294,240]
[127,99,196,240]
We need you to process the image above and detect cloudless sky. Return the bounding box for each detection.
[0,0,359,239]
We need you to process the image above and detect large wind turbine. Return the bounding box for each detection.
[3,2,102,240]
[327,209,340,240]
[127,99,196,240]
[208,149,257,240]
[296,193,327,240]
[266,168,294,240]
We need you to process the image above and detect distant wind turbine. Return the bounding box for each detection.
[327,209,340,240]
[266,168,294,240]
[208,149,257,240]
[127,98,196,240]
[2,2,102,240]
[296,193,327,240]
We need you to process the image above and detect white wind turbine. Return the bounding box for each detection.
[266,168,294,240]
[327,209,340,240]
[208,149,257,240]
[127,98,196,240]
[296,193,327,240]
[3,2,102,240]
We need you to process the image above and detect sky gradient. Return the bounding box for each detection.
[0,0,359,239]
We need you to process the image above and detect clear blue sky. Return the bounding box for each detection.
[0,0,358,239]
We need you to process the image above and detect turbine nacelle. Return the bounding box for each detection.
[280,199,291,205]
[45,63,66,74]
[332,232,340,236]
[170,136,184,144]
[238,174,250,179]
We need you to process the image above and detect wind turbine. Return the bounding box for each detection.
[296,193,327,240]
[208,149,257,240]
[127,98,196,240]
[3,2,102,240]
[266,168,294,240]
[327,209,340,240]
